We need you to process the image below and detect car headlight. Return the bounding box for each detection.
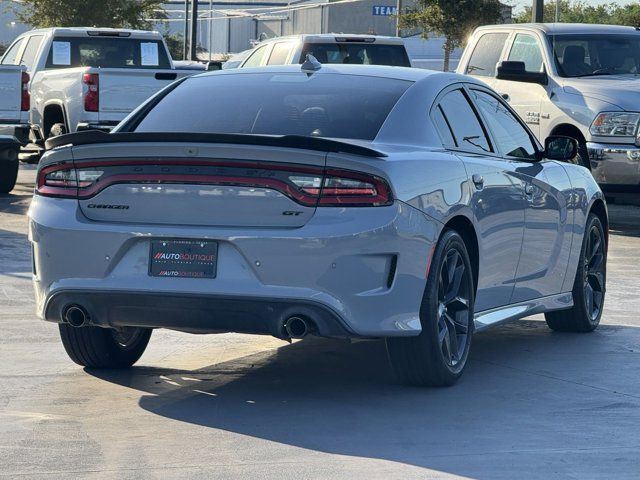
[590,112,640,137]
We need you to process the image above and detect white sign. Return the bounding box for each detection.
[140,42,159,66]
[52,41,71,65]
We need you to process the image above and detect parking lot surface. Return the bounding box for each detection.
[1,166,639,479]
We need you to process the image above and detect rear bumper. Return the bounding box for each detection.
[587,142,640,190]
[45,290,353,338]
[0,123,29,144]
[30,197,439,338]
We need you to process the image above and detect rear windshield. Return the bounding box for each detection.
[301,43,411,67]
[45,36,171,69]
[134,73,412,140]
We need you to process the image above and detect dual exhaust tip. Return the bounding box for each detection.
[63,305,315,338]
[62,304,89,328]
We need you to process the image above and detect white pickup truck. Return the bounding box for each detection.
[458,23,640,194]
[0,27,198,151]
[0,64,29,192]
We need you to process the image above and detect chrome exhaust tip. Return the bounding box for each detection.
[63,305,89,328]
[284,316,310,339]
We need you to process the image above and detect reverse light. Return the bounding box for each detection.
[590,112,640,137]
[21,71,30,111]
[83,73,99,112]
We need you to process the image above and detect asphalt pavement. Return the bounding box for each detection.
[1,165,639,479]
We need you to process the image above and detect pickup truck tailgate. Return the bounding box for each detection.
[0,65,26,121]
[97,68,193,114]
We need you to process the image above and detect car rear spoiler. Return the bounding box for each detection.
[45,131,387,158]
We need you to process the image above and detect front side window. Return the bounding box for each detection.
[1,39,24,65]
[19,35,44,71]
[471,89,537,159]
[267,42,294,65]
[465,33,509,77]
[553,34,640,77]
[133,73,412,141]
[508,33,544,72]
[437,89,491,153]
[242,45,268,68]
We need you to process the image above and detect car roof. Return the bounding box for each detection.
[476,23,640,35]
[196,63,463,83]
[258,34,405,45]
[22,27,162,39]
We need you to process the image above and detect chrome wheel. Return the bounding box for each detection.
[583,224,605,322]
[437,248,472,369]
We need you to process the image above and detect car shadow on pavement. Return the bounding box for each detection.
[608,204,640,238]
[88,320,640,477]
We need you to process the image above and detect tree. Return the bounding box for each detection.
[398,0,504,71]
[163,32,184,61]
[0,43,8,57]
[513,0,640,26]
[13,0,165,30]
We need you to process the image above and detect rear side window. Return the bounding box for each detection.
[134,73,412,141]
[300,43,411,67]
[45,37,170,69]
[508,34,544,72]
[19,35,44,71]
[1,39,24,65]
[437,89,491,153]
[465,33,509,77]
[267,42,293,65]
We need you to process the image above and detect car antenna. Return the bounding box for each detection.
[301,54,322,75]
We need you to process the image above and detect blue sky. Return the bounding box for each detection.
[511,0,637,12]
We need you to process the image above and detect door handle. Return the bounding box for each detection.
[501,93,510,101]
[524,183,534,197]
[472,174,484,189]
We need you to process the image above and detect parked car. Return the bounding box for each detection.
[236,34,411,68]
[458,23,640,193]
[0,27,200,159]
[33,64,607,386]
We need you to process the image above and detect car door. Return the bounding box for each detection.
[462,31,510,89]
[494,32,547,137]
[240,43,271,68]
[468,87,572,303]
[433,87,527,312]
[266,42,295,65]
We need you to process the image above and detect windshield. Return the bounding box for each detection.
[134,73,412,141]
[300,43,411,67]
[45,36,171,69]
[552,34,640,77]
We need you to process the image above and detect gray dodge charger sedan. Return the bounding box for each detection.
[31,62,607,386]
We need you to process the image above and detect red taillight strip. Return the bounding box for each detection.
[77,173,319,206]
[37,159,393,207]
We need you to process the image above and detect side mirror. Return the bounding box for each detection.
[544,135,578,161]
[496,61,548,85]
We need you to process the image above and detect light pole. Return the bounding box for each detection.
[532,0,544,23]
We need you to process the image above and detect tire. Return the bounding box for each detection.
[58,324,152,368]
[48,122,67,138]
[545,213,606,332]
[386,229,475,387]
[0,147,19,194]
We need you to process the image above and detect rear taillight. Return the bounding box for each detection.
[21,72,30,111]
[290,169,391,207]
[36,160,392,207]
[37,164,104,198]
[83,73,99,112]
